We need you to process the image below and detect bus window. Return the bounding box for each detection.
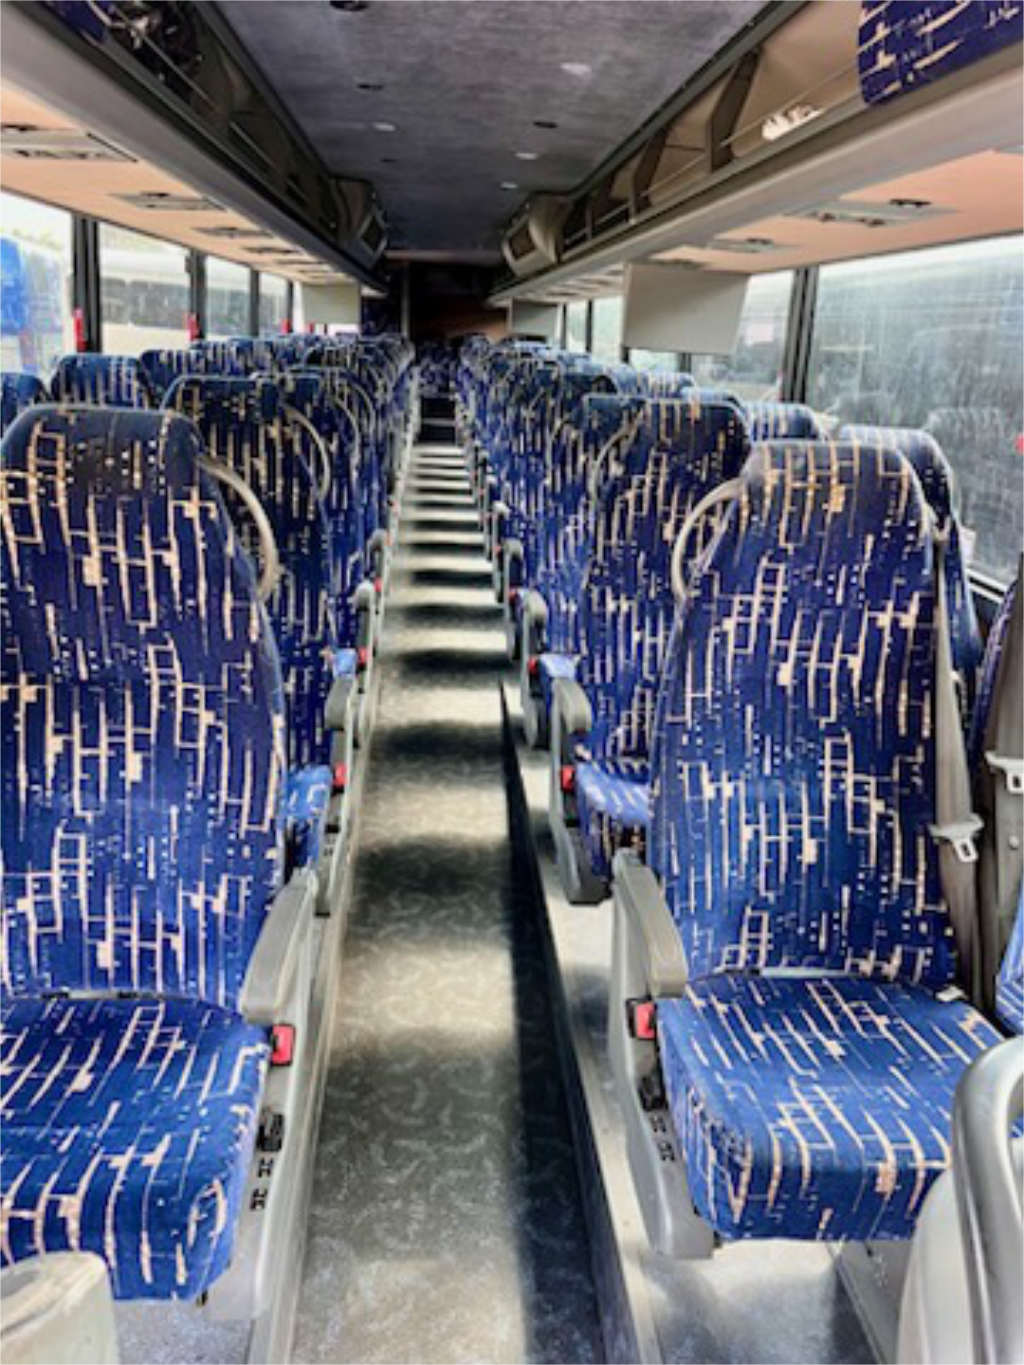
[690,270,793,401]
[259,272,289,333]
[630,348,679,372]
[99,224,190,354]
[591,295,623,363]
[807,236,1024,584]
[0,191,74,377]
[565,300,587,353]
[207,255,251,337]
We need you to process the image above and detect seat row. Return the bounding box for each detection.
[462,335,1023,1255]
[0,333,416,1311]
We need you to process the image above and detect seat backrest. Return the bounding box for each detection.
[139,347,205,400]
[1,372,48,434]
[50,355,155,409]
[576,397,749,767]
[745,400,823,440]
[649,439,956,990]
[636,370,696,398]
[164,376,336,769]
[841,424,983,724]
[1,406,286,1006]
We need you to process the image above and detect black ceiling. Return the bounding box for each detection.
[218,0,765,260]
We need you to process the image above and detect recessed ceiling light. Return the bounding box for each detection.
[500,181,518,190]
[372,121,397,133]
[533,119,558,130]
[559,61,592,78]
[515,150,539,161]
[357,81,383,91]
[330,0,368,9]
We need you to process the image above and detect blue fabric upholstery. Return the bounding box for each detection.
[284,764,333,871]
[1,996,268,1298]
[50,355,156,409]
[650,440,960,991]
[658,975,1001,1241]
[1,406,286,1004]
[859,1,1024,105]
[163,376,337,771]
[308,367,387,553]
[636,371,696,397]
[139,348,205,400]
[995,885,1024,1033]
[575,759,651,871]
[1,373,48,434]
[841,425,982,727]
[571,397,748,879]
[969,576,1018,771]
[745,401,822,440]
[1,406,286,1297]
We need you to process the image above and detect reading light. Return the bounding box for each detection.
[560,62,592,78]
[500,181,518,190]
[761,104,822,142]
[373,121,397,133]
[515,151,539,161]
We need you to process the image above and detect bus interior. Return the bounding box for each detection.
[0,3,1022,1363]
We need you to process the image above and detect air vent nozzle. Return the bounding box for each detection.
[787,198,949,228]
[706,236,782,254]
[2,126,133,162]
[198,226,274,240]
[117,191,223,212]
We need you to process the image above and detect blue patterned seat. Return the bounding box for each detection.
[1,406,287,1297]
[995,886,1024,1034]
[163,377,338,777]
[636,370,696,397]
[969,575,1018,770]
[0,373,48,434]
[139,347,205,400]
[745,400,822,440]
[645,439,1001,1242]
[309,366,390,572]
[841,424,982,726]
[560,398,749,883]
[50,355,156,408]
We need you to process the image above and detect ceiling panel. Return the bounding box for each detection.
[217,0,764,258]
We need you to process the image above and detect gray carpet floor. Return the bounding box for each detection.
[292,445,604,1364]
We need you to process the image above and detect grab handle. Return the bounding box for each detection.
[670,478,742,604]
[201,456,280,602]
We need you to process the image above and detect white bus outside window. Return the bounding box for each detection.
[630,348,679,373]
[807,236,1023,585]
[1,191,74,378]
[591,295,623,363]
[207,256,251,338]
[259,272,289,334]
[690,271,793,402]
[565,300,587,353]
[99,224,190,354]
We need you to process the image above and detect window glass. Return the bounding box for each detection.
[630,348,678,373]
[591,295,623,363]
[207,256,251,338]
[807,237,1023,584]
[691,271,792,401]
[258,272,289,334]
[1,191,74,376]
[565,300,587,353]
[99,224,189,354]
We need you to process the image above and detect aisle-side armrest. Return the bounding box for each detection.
[240,870,316,1026]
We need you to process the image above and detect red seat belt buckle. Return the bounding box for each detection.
[374,577,383,594]
[627,999,657,1041]
[357,646,369,670]
[270,1024,295,1066]
[508,588,518,605]
[332,762,348,793]
[527,655,540,677]
[560,764,575,794]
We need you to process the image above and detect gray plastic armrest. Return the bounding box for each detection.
[505,536,524,559]
[493,500,510,519]
[353,579,375,610]
[324,673,356,730]
[368,527,387,549]
[553,678,592,739]
[613,850,689,997]
[523,589,548,628]
[1,1253,117,1365]
[240,871,315,1025]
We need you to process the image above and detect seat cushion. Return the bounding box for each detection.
[1,996,268,1299]
[538,651,578,713]
[575,759,650,881]
[658,974,1001,1241]
[995,885,1024,1034]
[284,764,333,871]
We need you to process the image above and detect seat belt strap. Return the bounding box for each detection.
[928,524,983,1000]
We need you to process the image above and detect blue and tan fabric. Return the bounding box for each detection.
[745,401,822,441]
[658,975,1001,1241]
[842,424,983,727]
[1,996,268,1298]
[1,406,286,1296]
[163,376,337,771]
[284,764,333,872]
[570,397,749,878]
[311,366,388,551]
[417,339,458,397]
[50,354,156,408]
[575,759,651,872]
[995,885,1024,1033]
[969,575,1018,771]
[636,370,696,398]
[139,347,205,400]
[859,0,1024,105]
[0,373,48,434]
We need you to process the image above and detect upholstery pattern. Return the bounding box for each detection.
[995,882,1024,1034]
[164,376,336,770]
[745,402,822,441]
[658,974,1001,1240]
[575,759,650,872]
[139,348,205,401]
[50,355,155,409]
[859,1,1024,105]
[284,764,333,872]
[969,575,1018,771]
[842,424,982,726]
[1,406,286,1005]
[1,995,268,1298]
[649,440,956,990]
[0,373,48,434]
